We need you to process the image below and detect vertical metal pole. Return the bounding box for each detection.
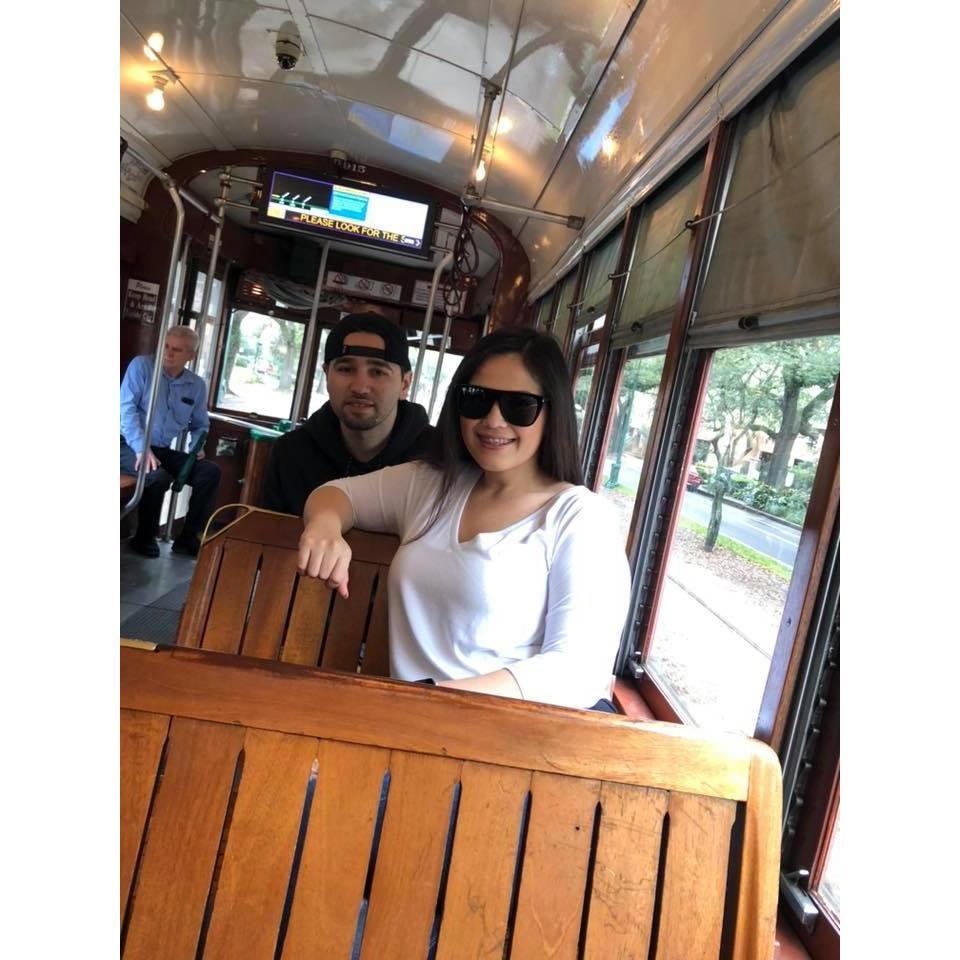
[411,251,453,402]
[194,169,230,377]
[291,240,330,420]
[122,176,186,518]
[162,236,195,541]
[427,308,456,420]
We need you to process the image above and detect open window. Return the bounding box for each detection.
[215,310,307,421]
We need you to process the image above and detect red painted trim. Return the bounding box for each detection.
[611,678,656,721]
[755,381,839,748]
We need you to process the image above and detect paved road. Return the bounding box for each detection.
[602,453,801,566]
[680,488,800,567]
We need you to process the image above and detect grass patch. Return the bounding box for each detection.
[678,517,792,581]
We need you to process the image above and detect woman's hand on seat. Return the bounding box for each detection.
[297,524,352,598]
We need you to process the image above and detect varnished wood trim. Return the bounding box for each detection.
[197,508,400,565]
[612,677,655,721]
[732,746,783,960]
[623,125,731,565]
[581,206,638,468]
[121,646,762,801]
[755,382,840,749]
[638,670,683,725]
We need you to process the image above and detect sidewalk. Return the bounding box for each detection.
[644,527,791,734]
[665,548,786,658]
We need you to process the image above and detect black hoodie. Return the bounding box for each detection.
[260,400,435,516]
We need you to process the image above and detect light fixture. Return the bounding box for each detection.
[143,32,164,61]
[601,135,619,159]
[146,74,168,111]
[495,115,513,136]
[474,158,487,182]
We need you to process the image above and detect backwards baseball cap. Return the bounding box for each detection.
[324,313,411,372]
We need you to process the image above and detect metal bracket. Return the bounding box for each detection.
[780,870,819,933]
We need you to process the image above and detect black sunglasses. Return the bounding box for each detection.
[454,384,547,427]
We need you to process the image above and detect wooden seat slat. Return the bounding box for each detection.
[122,717,245,960]
[201,729,319,960]
[282,741,391,958]
[359,752,463,958]
[360,571,391,677]
[510,771,602,960]
[237,546,300,660]
[434,762,532,959]
[279,575,334,666]
[321,560,380,672]
[199,539,263,655]
[654,792,737,960]
[583,782,668,959]
[176,539,224,646]
[119,710,169,921]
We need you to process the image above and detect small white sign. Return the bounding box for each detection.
[412,278,466,313]
[324,271,403,303]
[123,278,161,324]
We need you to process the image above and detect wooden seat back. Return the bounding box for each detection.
[121,645,781,960]
[176,507,398,675]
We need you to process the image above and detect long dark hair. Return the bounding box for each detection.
[415,326,582,535]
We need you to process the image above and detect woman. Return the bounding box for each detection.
[298,327,630,709]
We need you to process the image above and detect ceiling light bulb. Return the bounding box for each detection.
[146,85,165,111]
[144,32,164,61]
[474,159,487,182]
[495,116,513,135]
[601,135,619,159]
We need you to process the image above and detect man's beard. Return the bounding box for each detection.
[339,403,383,430]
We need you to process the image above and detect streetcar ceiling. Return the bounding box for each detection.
[120,0,791,287]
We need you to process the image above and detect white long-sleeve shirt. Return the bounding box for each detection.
[325,462,631,709]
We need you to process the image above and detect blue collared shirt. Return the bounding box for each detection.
[120,355,210,454]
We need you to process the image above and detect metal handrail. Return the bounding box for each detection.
[194,170,229,379]
[290,240,330,418]
[122,174,186,518]
[161,236,194,539]
[428,307,456,421]
[411,251,453,402]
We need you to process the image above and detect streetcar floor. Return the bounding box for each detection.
[120,540,197,645]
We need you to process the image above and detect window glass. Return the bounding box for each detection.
[216,310,305,420]
[573,343,599,439]
[307,328,333,416]
[409,347,464,424]
[817,799,840,923]
[191,273,222,316]
[192,273,224,384]
[645,334,840,733]
[597,354,667,543]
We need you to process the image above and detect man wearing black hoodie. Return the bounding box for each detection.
[261,313,435,516]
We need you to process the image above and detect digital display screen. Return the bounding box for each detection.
[259,170,433,257]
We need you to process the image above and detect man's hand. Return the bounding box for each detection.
[135,450,161,473]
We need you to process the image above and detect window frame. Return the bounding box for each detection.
[578,60,840,953]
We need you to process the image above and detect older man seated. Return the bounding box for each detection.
[120,325,221,557]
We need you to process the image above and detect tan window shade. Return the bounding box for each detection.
[694,34,839,333]
[551,269,578,349]
[612,154,705,350]
[576,226,624,322]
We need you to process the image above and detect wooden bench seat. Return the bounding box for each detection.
[176,507,398,675]
[120,644,781,959]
